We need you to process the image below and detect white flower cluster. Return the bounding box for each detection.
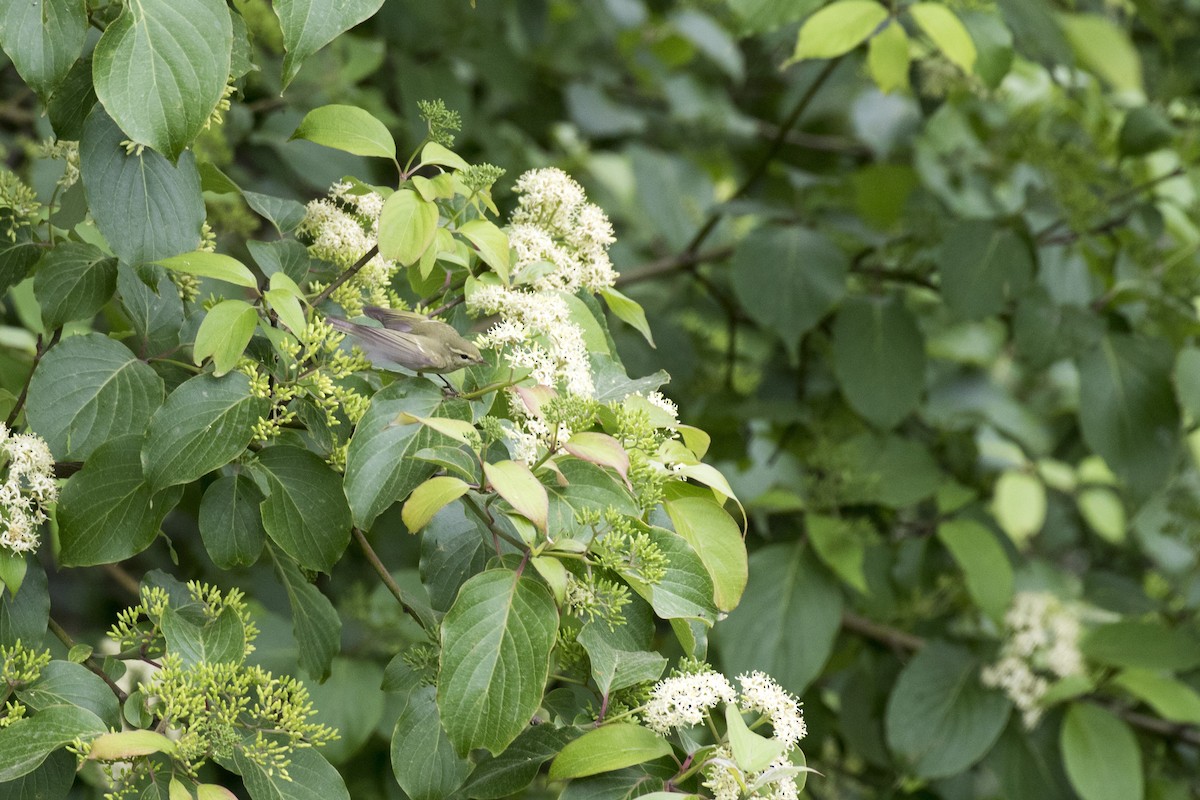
[981,591,1084,728]
[645,668,806,800]
[298,181,396,315]
[508,167,616,293]
[0,425,58,554]
[470,168,619,462]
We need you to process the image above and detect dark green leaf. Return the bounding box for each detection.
[254,446,351,573]
[46,56,96,140]
[272,552,341,682]
[142,372,268,490]
[390,686,471,800]
[0,0,87,98]
[343,381,471,530]
[419,504,489,613]
[17,661,121,729]
[0,561,48,649]
[26,333,163,461]
[732,227,847,357]
[832,295,926,429]
[234,745,349,800]
[884,640,1010,778]
[1081,620,1200,671]
[0,705,106,782]
[460,724,575,800]
[198,474,266,569]
[578,625,668,696]
[160,605,246,666]
[1077,335,1180,498]
[438,569,558,755]
[56,435,182,566]
[937,222,1033,319]
[621,527,716,625]
[116,264,184,357]
[33,242,118,329]
[79,108,204,265]
[0,749,76,800]
[273,0,386,88]
[92,0,233,160]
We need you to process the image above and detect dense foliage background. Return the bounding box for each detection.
[2,1,1200,799]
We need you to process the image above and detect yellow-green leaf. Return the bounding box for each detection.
[193,300,259,377]
[548,724,672,780]
[564,432,630,482]
[379,189,438,266]
[794,0,889,60]
[155,251,257,288]
[291,104,396,159]
[991,470,1045,547]
[908,3,976,72]
[600,287,655,347]
[457,219,511,284]
[402,476,471,533]
[868,20,910,93]
[89,731,176,760]
[484,460,549,531]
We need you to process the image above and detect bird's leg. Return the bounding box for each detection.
[436,374,458,396]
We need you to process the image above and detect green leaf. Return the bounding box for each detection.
[402,476,471,533]
[272,0,385,89]
[0,551,26,597]
[732,227,847,359]
[1118,107,1174,157]
[0,239,43,299]
[117,264,184,356]
[343,381,471,530]
[0,0,87,98]
[805,515,869,594]
[908,3,976,72]
[198,474,266,569]
[33,242,118,329]
[884,640,1010,778]
[621,527,716,625]
[265,287,306,336]
[459,725,575,800]
[1077,487,1126,544]
[937,222,1033,319]
[390,686,471,800]
[545,459,640,540]
[831,295,926,430]
[234,745,349,800]
[664,496,747,612]
[154,251,258,288]
[599,287,655,347]
[0,749,76,800]
[419,505,489,613]
[1112,670,1200,725]
[715,544,841,695]
[563,433,630,483]
[378,189,438,266]
[244,193,308,236]
[868,21,910,93]
[17,661,121,730]
[1173,345,1200,421]
[1077,336,1180,498]
[457,220,511,284]
[57,434,182,566]
[484,460,549,531]
[549,725,672,781]
[419,142,470,171]
[991,470,1046,546]
[27,333,163,461]
[725,705,786,773]
[437,569,558,755]
[578,624,668,696]
[271,551,341,681]
[0,705,106,781]
[936,519,1013,624]
[1058,12,1142,93]
[88,731,175,760]
[1060,703,1143,800]
[161,605,245,666]
[254,446,352,573]
[1081,620,1200,671]
[291,105,396,159]
[304,657,384,764]
[193,300,259,377]
[0,561,48,649]
[794,0,888,60]
[79,108,204,265]
[92,0,232,160]
[142,372,268,490]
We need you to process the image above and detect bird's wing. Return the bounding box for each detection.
[362,306,429,333]
[328,317,442,371]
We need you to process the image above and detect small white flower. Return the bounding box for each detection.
[0,427,58,554]
[737,671,806,751]
[644,668,736,734]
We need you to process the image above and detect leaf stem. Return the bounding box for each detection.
[351,526,429,629]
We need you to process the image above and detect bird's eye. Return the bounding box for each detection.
[460,353,472,360]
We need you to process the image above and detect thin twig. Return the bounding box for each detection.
[101,563,142,597]
[615,246,736,287]
[1034,166,1186,244]
[681,57,844,259]
[309,245,379,307]
[48,617,128,702]
[7,329,61,427]
[351,526,429,629]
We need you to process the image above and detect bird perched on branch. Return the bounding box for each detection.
[326,306,485,374]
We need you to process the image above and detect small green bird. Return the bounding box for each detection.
[327,306,485,374]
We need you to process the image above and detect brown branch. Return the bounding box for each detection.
[309,245,379,307]
[7,329,61,427]
[615,245,735,287]
[841,610,926,652]
[101,563,142,597]
[48,617,128,702]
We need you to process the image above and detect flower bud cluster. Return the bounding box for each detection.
[0,425,58,554]
[0,169,40,241]
[981,591,1084,728]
